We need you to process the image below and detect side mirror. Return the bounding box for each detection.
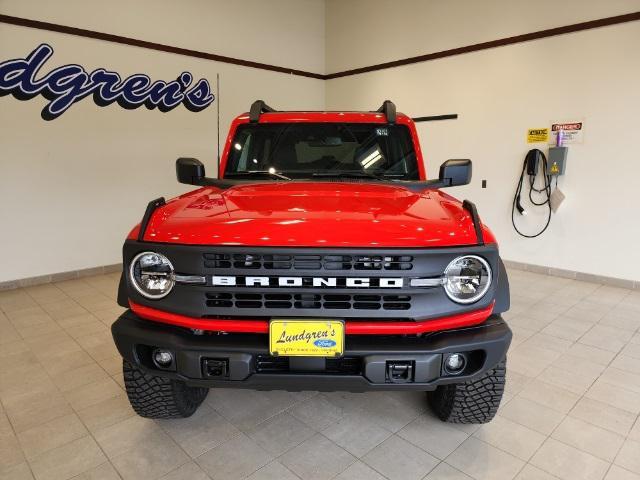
[439,159,472,187]
[176,157,205,185]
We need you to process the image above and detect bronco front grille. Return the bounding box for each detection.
[124,242,500,321]
[205,292,411,310]
[203,253,413,271]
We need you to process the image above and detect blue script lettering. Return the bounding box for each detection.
[0,44,214,120]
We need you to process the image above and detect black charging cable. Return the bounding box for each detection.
[512,149,552,238]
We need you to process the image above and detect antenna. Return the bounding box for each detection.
[216,73,220,178]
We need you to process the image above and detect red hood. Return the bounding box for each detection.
[140,182,494,248]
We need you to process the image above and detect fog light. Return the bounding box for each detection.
[444,353,466,374]
[153,349,173,368]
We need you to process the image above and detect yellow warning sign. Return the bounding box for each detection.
[527,128,549,143]
[550,163,559,174]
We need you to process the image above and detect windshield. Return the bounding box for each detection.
[224,123,419,180]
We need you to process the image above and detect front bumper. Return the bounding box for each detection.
[111,310,511,392]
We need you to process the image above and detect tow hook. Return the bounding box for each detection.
[386,360,414,383]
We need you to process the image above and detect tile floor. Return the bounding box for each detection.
[1,269,640,480]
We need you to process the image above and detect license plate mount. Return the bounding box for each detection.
[269,319,344,357]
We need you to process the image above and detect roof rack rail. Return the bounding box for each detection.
[376,100,396,124]
[249,100,276,123]
[248,99,397,123]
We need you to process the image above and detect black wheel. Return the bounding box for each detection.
[428,359,506,424]
[123,360,208,419]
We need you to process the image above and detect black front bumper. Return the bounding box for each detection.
[111,311,511,392]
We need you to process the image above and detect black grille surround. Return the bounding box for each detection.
[122,241,504,322]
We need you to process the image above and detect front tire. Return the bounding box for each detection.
[428,359,506,423]
[123,360,208,419]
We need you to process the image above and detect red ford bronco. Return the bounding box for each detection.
[112,100,511,423]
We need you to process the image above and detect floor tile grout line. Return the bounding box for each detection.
[423,461,473,480]
[7,287,129,480]
[386,423,469,461]
[0,394,39,480]
[274,418,358,478]
[522,303,638,480]
[185,393,328,478]
[22,281,71,305]
[59,365,153,480]
[199,391,324,460]
[266,460,304,480]
[516,381,638,437]
[317,429,389,480]
[419,460,445,480]
[23,341,123,480]
[310,391,438,460]
[67,462,124,480]
[155,402,243,476]
[601,328,640,478]
[53,368,142,480]
[257,392,429,480]
[194,430,287,479]
[439,435,529,480]
[459,297,632,476]
[520,462,564,480]
[611,464,640,479]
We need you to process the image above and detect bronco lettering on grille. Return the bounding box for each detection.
[210,276,404,288]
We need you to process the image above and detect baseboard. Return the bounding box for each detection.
[0,264,122,291]
[503,260,638,290]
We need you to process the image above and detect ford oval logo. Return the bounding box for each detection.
[314,339,336,348]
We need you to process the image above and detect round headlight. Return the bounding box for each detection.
[443,255,492,304]
[129,252,175,299]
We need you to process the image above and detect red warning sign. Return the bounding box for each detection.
[552,122,582,131]
[550,120,583,144]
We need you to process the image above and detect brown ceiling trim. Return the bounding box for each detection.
[325,11,640,79]
[1,12,638,81]
[0,14,325,80]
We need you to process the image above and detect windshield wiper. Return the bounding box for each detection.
[226,170,291,181]
[312,172,397,181]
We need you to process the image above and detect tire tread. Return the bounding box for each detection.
[428,359,506,424]
[123,360,208,419]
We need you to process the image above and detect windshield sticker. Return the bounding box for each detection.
[376,127,389,136]
[0,43,215,120]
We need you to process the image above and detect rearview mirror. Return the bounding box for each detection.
[176,157,206,185]
[439,159,472,187]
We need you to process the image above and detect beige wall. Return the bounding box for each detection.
[325,0,639,73]
[0,1,325,282]
[2,0,639,283]
[325,5,640,281]
[2,0,326,74]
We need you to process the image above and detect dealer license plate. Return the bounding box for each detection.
[269,319,344,357]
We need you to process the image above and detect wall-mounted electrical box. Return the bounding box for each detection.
[547,146,568,175]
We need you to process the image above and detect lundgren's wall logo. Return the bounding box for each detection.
[0,43,215,120]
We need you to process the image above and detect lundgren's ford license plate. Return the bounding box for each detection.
[269,319,344,357]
